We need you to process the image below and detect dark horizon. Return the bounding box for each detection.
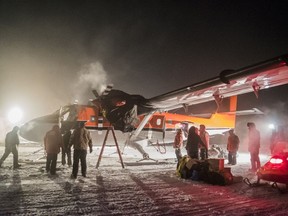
[1,0,288,137]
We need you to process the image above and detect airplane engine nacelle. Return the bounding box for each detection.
[93,89,153,132]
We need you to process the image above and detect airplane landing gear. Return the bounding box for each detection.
[136,153,158,163]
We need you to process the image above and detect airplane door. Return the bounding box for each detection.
[148,114,166,140]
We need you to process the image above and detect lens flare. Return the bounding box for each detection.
[7,107,23,124]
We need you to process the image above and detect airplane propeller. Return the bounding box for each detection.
[92,89,100,98]
[92,84,114,99]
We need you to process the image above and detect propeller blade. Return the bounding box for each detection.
[102,84,113,96]
[92,89,100,98]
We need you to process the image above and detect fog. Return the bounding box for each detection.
[1,1,288,142]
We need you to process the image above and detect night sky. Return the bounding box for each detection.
[1,0,288,126]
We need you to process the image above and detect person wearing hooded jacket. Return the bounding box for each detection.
[44,125,63,175]
[0,126,21,169]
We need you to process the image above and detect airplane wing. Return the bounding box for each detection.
[148,54,288,111]
[190,108,264,118]
[93,54,288,132]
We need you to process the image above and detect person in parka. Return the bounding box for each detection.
[69,121,93,179]
[44,125,63,175]
[186,126,207,159]
[227,129,240,165]
[173,129,184,162]
[247,122,261,172]
[199,124,209,160]
[0,126,21,169]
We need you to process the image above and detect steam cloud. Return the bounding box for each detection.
[74,61,108,104]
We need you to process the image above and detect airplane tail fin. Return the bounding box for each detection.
[229,96,237,112]
[207,96,238,130]
[217,95,237,113]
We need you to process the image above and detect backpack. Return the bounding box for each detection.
[176,156,192,179]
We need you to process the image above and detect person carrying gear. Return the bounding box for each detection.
[44,125,63,175]
[69,122,93,179]
[227,129,240,165]
[199,124,209,160]
[173,129,184,162]
[0,126,21,169]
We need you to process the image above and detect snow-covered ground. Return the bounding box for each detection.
[1,144,288,216]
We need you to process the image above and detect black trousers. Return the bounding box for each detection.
[0,145,19,167]
[72,149,87,177]
[228,152,237,165]
[187,149,199,159]
[46,153,58,175]
[200,148,208,160]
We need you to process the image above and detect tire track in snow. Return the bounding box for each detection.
[129,173,197,216]
[157,173,288,216]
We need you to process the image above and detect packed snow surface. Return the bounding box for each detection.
[1,145,288,216]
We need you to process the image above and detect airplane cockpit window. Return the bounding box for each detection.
[67,106,78,121]
[156,118,162,126]
[63,111,70,121]
[59,106,72,121]
[58,105,78,122]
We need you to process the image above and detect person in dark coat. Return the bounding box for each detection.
[199,124,209,160]
[0,126,21,169]
[227,129,240,165]
[62,130,72,166]
[186,126,207,159]
[44,125,63,175]
[69,122,93,179]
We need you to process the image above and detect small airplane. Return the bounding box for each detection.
[20,96,250,157]
[20,54,288,158]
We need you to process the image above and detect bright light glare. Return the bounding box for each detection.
[268,124,275,130]
[270,158,283,164]
[7,107,23,124]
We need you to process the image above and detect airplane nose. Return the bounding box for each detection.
[19,114,60,142]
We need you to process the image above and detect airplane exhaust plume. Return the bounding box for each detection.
[74,61,108,104]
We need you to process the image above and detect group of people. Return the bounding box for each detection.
[0,122,93,179]
[0,121,263,174]
[173,122,261,172]
[173,124,210,162]
[44,121,93,178]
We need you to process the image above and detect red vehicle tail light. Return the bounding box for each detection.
[269,158,283,164]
